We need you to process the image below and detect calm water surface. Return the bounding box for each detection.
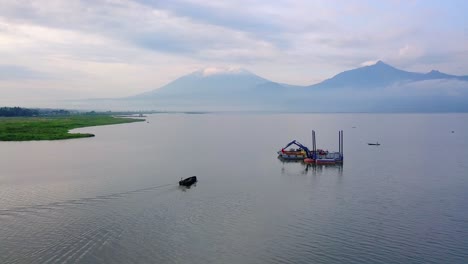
[1,114,467,263]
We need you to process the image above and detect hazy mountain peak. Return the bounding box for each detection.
[375,60,385,65]
[194,67,251,77]
[131,66,272,99]
[360,60,395,69]
[425,69,456,79]
[371,60,393,68]
[311,60,419,89]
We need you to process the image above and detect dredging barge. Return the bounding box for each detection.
[278,130,343,165]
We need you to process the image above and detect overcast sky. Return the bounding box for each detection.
[0,0,467,103]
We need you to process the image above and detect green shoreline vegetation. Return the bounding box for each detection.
[0,115,144,141]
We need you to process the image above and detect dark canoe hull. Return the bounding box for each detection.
[179,176,197,186]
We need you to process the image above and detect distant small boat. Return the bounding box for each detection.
[368,142,380,146]
[179,176,197,186]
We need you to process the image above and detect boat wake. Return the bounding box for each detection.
[0,183,174,217]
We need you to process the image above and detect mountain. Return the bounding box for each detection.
[117,62,468,112]
[309,61,468,89]
[133,68,283,98]
[423,70,468,81]
[128,67,297,110]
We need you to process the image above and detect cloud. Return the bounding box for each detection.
[0,64,46,80]
[398,44,425,59]
[199,67,245,76]
[385,79,468,97]
[0,0,467,105]
[135,0,284,36]
[360,60,380,66]
[0,1,275,58]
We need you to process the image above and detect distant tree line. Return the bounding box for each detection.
[0,107,71,117]
[43,109,71,116]
[0,107,39,117]
[0,107,159,117]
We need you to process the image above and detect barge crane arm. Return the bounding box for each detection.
[282,140,312,158]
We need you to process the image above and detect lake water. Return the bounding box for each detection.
[1,113,467,263]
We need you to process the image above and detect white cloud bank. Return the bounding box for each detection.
[385,79,468,97]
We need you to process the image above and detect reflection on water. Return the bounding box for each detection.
[178,183,197,191]
[279,157,344,177]
[1,113,468,264]
[305,163,343,177]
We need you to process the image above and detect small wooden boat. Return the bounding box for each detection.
[179,176,197,186]
[368,142,380,146]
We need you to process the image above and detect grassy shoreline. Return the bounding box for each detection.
[0,115,144,141]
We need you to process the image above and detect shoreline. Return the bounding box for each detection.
[0,115,145,141]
